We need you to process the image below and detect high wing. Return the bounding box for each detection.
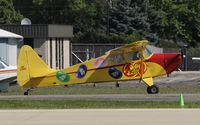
[0,60,17,92]
[0,75,16,83]
[106,40,148,55]
[0,72,17,92]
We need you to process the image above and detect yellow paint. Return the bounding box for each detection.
[142,77,154,86]
[17,40,167,89]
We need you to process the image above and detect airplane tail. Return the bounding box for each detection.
[17,45,55,88]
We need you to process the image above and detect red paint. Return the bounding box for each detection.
[123,62,147,77]
[67,63,125,75]
[20,66,26,71]
[145,53,182,74]
[0,69,17,73]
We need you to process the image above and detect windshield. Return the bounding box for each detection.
[143,47,152,58]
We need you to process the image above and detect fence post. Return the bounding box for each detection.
[181,45,187,71]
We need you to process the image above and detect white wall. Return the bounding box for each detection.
[63,39,70,68]
[8,38,17,66]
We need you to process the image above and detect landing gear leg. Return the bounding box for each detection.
[147,85,159,94]
[24,88,31,95]
[115,82,120,88]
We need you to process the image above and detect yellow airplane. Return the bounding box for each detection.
[17,40,182,95]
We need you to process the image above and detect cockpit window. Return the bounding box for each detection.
[0,63,5,69]
[108,47,152,63]
[143,47,152,58]
[127,51,141,61]
[107,54,125,63]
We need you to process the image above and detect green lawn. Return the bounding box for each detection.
[0,100,199,109]
[0,85,200,109]
[2,84,200,95]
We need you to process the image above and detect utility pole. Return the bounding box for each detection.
[107,0,112,35]
[107,0,110,35]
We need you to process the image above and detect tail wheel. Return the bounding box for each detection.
[147,85,159,94]
[24,88,32,96]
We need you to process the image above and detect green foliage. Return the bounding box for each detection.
[72,28,127,43]
[125,32,143,43]
[0,0,23,24]
[106,0,161,44]
[11,0,200,46]
[14,0,106,34]
[1,100,200,109]
[32,0,44,5]
[150,0,200,47]
[72,28,145,43]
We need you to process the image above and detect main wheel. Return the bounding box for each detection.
[147,85,159,94]
[115,83,120,88]
[24,91,28,95]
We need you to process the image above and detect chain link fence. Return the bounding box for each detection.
[71,43,124,65]
[71,43,200,71]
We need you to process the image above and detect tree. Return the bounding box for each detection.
[150,0,200,47]
[13,0,106,34]
[106,0,161,44]
[0,0,23,24]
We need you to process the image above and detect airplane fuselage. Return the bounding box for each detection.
[25,53,181,88]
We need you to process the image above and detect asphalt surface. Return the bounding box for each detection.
[0,94,200,102]
[1,109,200,125]
[1,71,200,101]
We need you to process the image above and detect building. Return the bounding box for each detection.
[0,24,73,69]
[0,29,23,66]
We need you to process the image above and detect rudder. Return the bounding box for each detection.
[17,45,55,88]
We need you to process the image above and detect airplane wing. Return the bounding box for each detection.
[0,75,17,83]
[106,40,148,55]
[0,72,17,92]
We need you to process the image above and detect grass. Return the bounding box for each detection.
[1,84,200,109]
[2,84,200,95]
[0,100,200,109]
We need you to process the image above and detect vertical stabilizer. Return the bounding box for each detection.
[17,45,55,88]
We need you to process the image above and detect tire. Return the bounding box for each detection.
[115,83,120,88]
[24,91,28,95]
[147,85,159,94]
[147,87,152,94]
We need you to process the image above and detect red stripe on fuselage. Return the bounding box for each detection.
[0,69,17,73]
[67,63,125,74]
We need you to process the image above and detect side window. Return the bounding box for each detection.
[127,51,141,61]
[0,63,5,69]
[107,55,125,63]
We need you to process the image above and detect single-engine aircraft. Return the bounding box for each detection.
[0,59,17,92]
[17,40,182,95]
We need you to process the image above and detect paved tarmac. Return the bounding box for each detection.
[0,109,200,125]
[0,94,200,102]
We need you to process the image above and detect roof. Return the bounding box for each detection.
[0,29,23,39]
[0,24,73,38]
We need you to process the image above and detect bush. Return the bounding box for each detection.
[72,30,143,44]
